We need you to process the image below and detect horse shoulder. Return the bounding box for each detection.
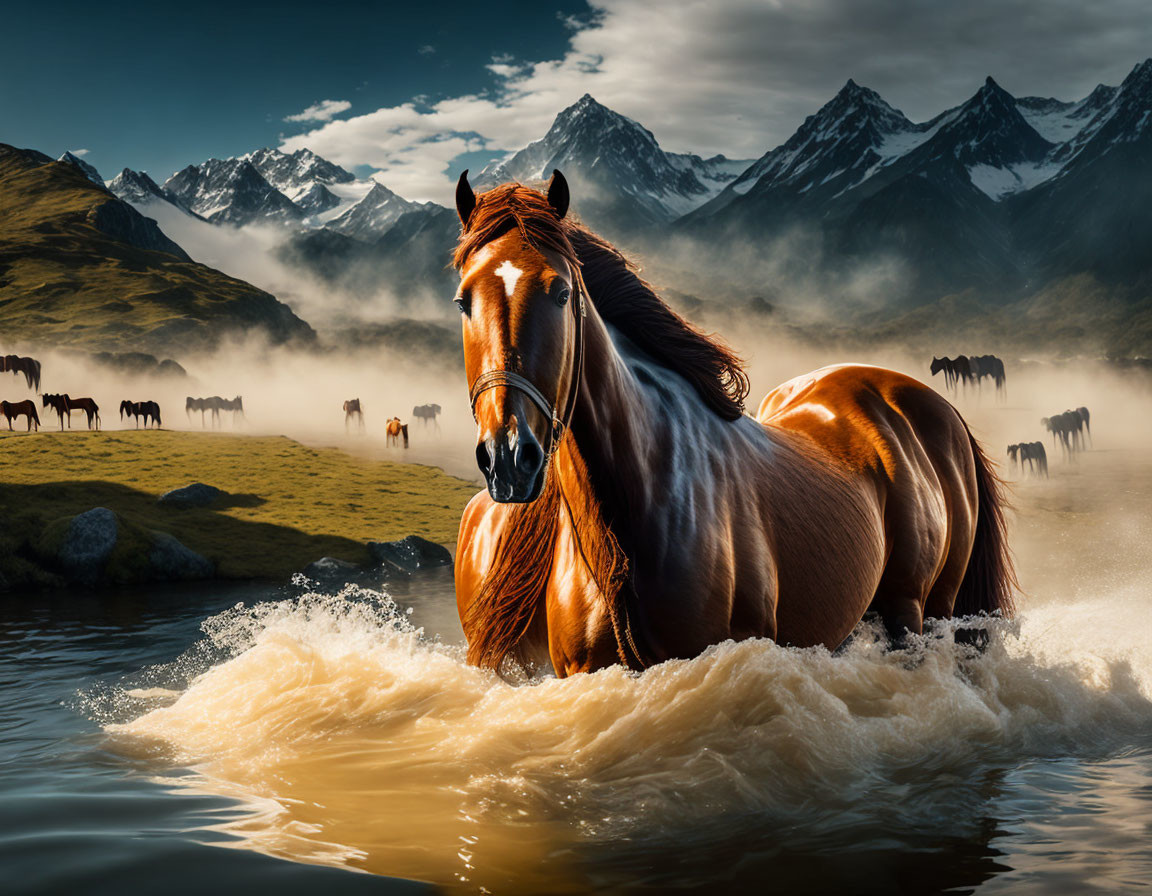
[454,491,507,626]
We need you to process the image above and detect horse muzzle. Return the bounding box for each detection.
[476,429,546,503]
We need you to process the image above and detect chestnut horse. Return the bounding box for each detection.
[452,172,1015,676]
[386,416,408,448]
[1,399,40,431]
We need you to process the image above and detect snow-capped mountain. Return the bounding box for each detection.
[1011,59,1152,280]
[163,158,304,227]
[480,93,751,233]
[292,182,341,216]
[245,147,354,199]
[700,80,921,218]
[897,77,1055,199]
[325,181,426,241]
[107,167,200,216]
[58,151,103,186]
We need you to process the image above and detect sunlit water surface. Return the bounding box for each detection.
[3,548,1152,894]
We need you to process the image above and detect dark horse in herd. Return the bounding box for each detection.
[186,396,244,428]
[930,354,1006,398]
[450,170,1015,676]
[1,399,40,431]
[1043,407,1091,457]
[412,403,441,429]
[1007,442,1048,478]
[1,354,41,392]
[120,400,162,429]
[42,393,100,430]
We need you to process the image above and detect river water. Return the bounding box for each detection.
[5,370,1152,894]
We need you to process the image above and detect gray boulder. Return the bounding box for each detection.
[57,507,119,584]
[367,535,452,574]
[39,507,213,585]
[149,532,214,580]
[158,483,227,508]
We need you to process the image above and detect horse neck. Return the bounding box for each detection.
[559,307,655,555]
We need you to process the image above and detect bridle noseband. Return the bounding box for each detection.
[468,277,586,457]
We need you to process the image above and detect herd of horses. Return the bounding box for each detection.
[930,354,1007,398]
[1042,407,1091,456]
[1005,408,1091,478]
[343,399,442,446]
[185,396,245,428]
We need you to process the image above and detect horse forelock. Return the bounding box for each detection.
[454,182,748,420]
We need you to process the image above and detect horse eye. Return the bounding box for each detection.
[454,289,472,316]
[555,285,571,306]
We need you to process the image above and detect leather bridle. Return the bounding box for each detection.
[468,275,586,458]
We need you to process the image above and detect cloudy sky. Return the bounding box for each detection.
[4,0,1151,202]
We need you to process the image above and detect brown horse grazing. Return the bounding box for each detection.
[1,399,40,431]
[451,172,1016,676]
[344,398,364,430]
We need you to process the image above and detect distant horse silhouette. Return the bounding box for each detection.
[121,400,161,428]
[1042,411,1085,458]
[43,393,99,429]
[1075,406,1091,446]
[929,356,976,394]
[1,399,40,431]
[343,398,364,431]
[187,396,243,428]
[1,355,41,392]
[412,403,441,430]
[970,355,1007,400]
[386,416,409,448]
[1008,441,1047,478]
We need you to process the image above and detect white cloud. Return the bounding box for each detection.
[284,99,353,123]
[69,148,91,157]
[280,0,1152,204]
[418,44,436,55]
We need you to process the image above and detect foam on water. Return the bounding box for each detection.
[94,581,1152,892]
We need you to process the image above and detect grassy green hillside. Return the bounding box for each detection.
[0,429,478,588]
[0,144,315,352]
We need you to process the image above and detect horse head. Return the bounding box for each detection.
[453,169,581,503]
[930,357,944,375]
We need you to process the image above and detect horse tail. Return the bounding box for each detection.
[954,430,1017,621]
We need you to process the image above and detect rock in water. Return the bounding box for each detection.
[158,483,227,507]
[367,535,452,574]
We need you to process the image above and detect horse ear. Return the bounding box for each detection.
[456,169,476,228]
[546,169,569,219]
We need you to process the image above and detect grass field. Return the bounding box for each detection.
[0,429,479,588]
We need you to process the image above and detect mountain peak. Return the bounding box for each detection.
[58,151,104,186]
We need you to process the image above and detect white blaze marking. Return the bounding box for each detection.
[494,260,523,298]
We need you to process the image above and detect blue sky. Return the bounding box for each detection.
[4,0,1152,203]
[1,0,584,182]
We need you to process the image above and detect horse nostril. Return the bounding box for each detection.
[476,440,495,477]
[516,440,543,477]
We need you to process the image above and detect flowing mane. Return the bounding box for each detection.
[454,182,749,420]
